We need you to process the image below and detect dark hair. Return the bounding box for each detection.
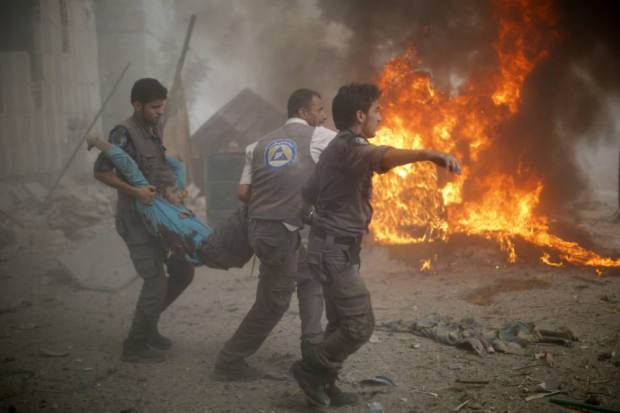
[287,88,320,118]
[130,78,167,104]
[332,83,381,130]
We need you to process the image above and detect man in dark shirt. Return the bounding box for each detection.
[291,83,460,407]
[94,78,194,363]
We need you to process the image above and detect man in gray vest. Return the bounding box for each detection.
[93,78,194,363]
[214,89,336,381]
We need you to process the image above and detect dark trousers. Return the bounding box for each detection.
[297,228,324,345]
[116,209,194,348]
[217,220,300,364]
[304,231,374,374]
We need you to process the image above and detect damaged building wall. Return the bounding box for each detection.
[94,0,178,136]
[0,0,179,182]
[0,0,101,180]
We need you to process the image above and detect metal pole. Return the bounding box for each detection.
[43,62,131,205]
[174,15,196,84]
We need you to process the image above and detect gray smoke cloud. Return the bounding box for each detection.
[176,0,620,205]
[175,0,354,130]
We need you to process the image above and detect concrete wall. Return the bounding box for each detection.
[95,0,177,136]
[0,0,101,179]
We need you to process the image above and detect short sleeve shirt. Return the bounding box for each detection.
[93,125,136,174]
[304,130,390,236]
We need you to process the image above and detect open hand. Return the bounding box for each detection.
[436,153,461,174]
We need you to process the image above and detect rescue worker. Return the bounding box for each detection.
[214,89,336,381]
[94,78,194,363]
[234,89,337,374]
[292,83,461,407]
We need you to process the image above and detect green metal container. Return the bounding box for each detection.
[203,152,245,227]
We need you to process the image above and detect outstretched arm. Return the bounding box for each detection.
[380,148,461,174]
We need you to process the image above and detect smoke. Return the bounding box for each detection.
[492,0,620,208]
[316,0,620,208]
[176,0,620,206]
[174,0,354,131]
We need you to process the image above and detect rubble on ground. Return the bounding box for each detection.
[378,314,578,355]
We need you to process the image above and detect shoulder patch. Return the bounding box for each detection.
[109,126,129,148]
[354,137,368,145]
[264,139,297,169]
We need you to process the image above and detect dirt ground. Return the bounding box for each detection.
[1,203,619,413]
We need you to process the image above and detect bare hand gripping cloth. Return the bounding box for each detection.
[101,145,252,268]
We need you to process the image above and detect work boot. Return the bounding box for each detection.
[213,359,263,382]
[325,382,359,407]
[147,331,172,351]
[290,360,330,408]
[121,343,166,363]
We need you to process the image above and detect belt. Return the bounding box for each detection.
[311,227,361,246]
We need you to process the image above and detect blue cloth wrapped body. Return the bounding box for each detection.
[103,145,213,265]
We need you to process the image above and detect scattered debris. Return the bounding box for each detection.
[549,397,620,413]
[369,334,381,343]
[378,314,579,355]
[598,351,616,362]
[525,390,564,402]
[534,351,554,366]
[455,378,490,385]
[453,400,470,411]
[360,376,398,387]
[261,372,288,381]
[367,400,384,413]
[536,380,562,392]
[40,349,70,358]
[413,389,439,398]
[600,294,618,304]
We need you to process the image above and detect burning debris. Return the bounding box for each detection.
[368,0,620,271]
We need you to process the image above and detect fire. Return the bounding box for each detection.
[370,0,620,270]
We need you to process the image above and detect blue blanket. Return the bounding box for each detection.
[104,145,213,265]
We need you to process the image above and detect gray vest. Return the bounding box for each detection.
[248,122,315,226]
[117,115,177,211]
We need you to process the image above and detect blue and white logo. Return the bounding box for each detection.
[264,139,297,169]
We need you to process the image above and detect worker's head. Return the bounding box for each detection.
[131,78,167,125]
[332,83,382,139]
[287,89,326,127]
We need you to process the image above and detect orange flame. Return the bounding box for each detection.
[370,0,620,270]
[420,259,432,272]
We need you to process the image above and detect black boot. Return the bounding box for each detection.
[122,340,165,363]
[213,357,263,382]
[325,373,359,407]
[290,360,330,407]
[147,331,172,350]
